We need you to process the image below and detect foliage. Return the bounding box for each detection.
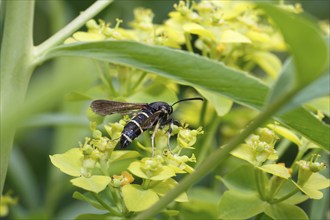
[1,0,329,219]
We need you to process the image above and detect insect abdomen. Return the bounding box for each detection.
[119,109,152,148]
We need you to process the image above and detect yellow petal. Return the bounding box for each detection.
[267,124,302,146]
[220,30,251,43]
[72,32,105,41]
[183,23,215,40]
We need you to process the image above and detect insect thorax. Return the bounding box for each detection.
[148,102,173,114]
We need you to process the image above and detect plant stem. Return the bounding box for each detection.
[34,0,113,60]
[92,192,121,216]
[255,168,266,200]
[134,89,298,219]
[0,0,35,195]
[0,0,113,196]
[196,115,220,166]
[184,33,194,52]
[270,188,300,204]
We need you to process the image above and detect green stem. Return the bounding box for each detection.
[92,192,121,216]
[290,140,310,171]
[199,99,208,126]
[267,176,285,200]
[184,33,194,52]
[128,71,147,94]
[96,61,118,97]
[196,115,220,167]
[34,0,113,61]
[270,187,299,204]
[134,89,298,219]
[274,139,291,160]
[255,168,266,200]
[0,0,35,195]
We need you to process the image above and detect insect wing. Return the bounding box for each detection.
[140,110,164,129]
[91,100,147,116]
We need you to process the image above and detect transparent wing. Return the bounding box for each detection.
[90,100,147,116]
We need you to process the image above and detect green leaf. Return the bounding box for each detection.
[289,73,330,111]
[196,88,233,116]
[221,164,257,192]
[268,58,295,106]
[45,41,268,109]
[283,193,308,205]
[152,178,188,202]
[265,203,308,220]
[259,164,291,179]
[44,41,329,150]
[49,148,83,177]
[70,175,111,193]
[127,82,178,104]
[73,191,106,210]
[279,108,329,151]
[271,59,329,113]
[306,96,330,117]
[218,191,267,219]
[179,187,220,220]
[259,4,328,86]
[295,173,330,199]
[122,184,159,212]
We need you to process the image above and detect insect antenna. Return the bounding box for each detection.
[171,97,203,107]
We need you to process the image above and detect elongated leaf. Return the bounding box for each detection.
[265,203,308,220]
[197,88,233,116]
[269,59,330,114]
[44,41,329,150]
[259,4,328,87]
[73,191,105,210]
[218,191,267,219]
[45,41,268,109]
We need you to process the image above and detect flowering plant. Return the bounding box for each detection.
[1,0,328,219]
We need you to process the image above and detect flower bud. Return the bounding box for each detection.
[86,19,100,30]
[177,127,203,149]
[257,128,277,145]
[105,121,125,140]
[92,130,102,139]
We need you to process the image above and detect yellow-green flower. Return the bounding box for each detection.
[177,126,203,149]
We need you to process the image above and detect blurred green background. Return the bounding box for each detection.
[1,0,329,219]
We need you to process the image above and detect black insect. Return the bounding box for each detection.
[90,97,203,153]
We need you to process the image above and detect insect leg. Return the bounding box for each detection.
[151,120,161,157]
[161,118,181,154]
[166,120,173,154]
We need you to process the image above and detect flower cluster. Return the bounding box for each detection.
[232,127,278,166]
[64,0,304,79]
[230,124,329,202]
[50,118,203,213]
[296,154,326,186]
